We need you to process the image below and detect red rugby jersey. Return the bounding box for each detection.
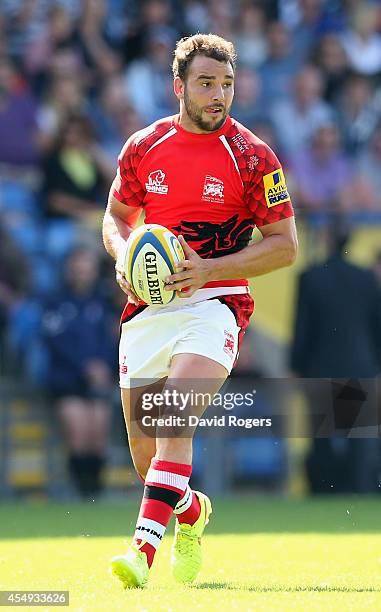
[113,114,294,324]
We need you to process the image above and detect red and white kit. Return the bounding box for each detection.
[114,115,294,386]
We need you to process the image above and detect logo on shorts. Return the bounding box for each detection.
[119,355,128,374]
[223,330,235,358]
[202,175,224,203]
[146,169,168,194]
[263,168,290,208]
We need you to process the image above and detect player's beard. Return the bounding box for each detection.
[184,86,230,132]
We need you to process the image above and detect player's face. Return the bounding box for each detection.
[181,55,234,133]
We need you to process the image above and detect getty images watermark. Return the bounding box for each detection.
[139,388,272,431]
[129,377,380,439]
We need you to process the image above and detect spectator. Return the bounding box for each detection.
[338,73,378,156]
[89,76,143,162]
[183,0,210,34]
[269,65,334,156]
[0,220,31,373]
[288,0,326,62]
[42,113,112,222]
[312,33,350,105]
[0,58,39,168]
[258,21,302,102]
[123,0,180,65]
[291,224,381,377]
[290,225,381,493]
[23,5,78,94]
[37,76,88,152]
[124,27,177,123]
[231,67,266,127]
[47,47,89,89]
[289,122,356,213]
[77,0,123,82]
[41,246,117,498]
[234,3,268,69]
[354,121,381,211]
[207,0,235,41]
[341,4,381,76]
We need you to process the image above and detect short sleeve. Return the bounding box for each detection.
[245,143,294,227]
[112,137,145,208]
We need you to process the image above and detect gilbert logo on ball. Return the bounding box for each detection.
[125,224,185,305]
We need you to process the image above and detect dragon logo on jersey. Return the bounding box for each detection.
[146,169,168,194]
[202,175,224,203]
[263,168,290,208]
[174,214,253,258]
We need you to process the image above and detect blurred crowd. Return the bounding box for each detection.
[1,0,381,496]
[2,0,381,346]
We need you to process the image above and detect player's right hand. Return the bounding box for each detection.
[115,268,139,304]
[115,240,139,305]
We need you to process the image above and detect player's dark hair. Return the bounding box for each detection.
[172,33,237,81]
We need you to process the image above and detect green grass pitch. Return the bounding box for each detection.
[1,496,381,611]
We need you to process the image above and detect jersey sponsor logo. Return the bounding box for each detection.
[232,133,250,153]
[223,330,235,357]
[202,175,224,203]
[146,169,168,194]
[263,168,290,208]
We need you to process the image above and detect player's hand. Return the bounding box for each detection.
[115,241,139,305]
[115,268,139,305]
[164,235,212,298]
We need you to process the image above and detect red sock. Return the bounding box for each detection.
[132,458,191,567]
[174,485,201,526]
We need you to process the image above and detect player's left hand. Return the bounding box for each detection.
[164,235,212,298]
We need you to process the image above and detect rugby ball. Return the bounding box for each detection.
[125,224,185,305]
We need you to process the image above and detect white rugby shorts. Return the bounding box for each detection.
[119,298,240,388]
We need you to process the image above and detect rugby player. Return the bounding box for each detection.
[103,33,297,588]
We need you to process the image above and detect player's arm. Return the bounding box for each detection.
[166,217,297,296]
[103,177,142,302]
[103,178,141,260]
[204,215,298,279]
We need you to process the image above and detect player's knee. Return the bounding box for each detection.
[133,456,151,480]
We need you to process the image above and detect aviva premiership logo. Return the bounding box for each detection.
[263,168,290,208]
[146,169,168,194]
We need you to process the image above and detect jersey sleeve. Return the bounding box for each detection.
[245,143,294,227]
[111,137,145,208]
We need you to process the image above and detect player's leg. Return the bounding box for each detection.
[111,299,240,587]
[120,378,166,480]
[156,353,228,583]
[113,356,227,587]
[112,307,176,588]
[110,380,166,588]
